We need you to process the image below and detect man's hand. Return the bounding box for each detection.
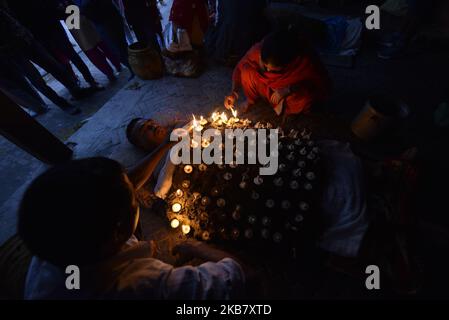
[224,91,239,110]
[270,87,291,105]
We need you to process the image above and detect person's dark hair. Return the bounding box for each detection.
[126,118,143,148]
[18,158,136,267]
[261,28,303,68]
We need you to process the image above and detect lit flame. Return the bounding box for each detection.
[191,140,199,148]
[191,114,203,131]
[199,116,208,126]
[211,111,220,122]
[231,107,238,118]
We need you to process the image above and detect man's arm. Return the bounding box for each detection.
[173,240,254,282]
[127,140,176,191]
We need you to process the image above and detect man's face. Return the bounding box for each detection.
[132,119,167,151]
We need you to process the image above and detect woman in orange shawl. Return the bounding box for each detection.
[225,30,331,116]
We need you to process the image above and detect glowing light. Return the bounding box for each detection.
[175,189,183,197]
[184,165,193,174]
[172,203,182,213]
[220,112,228,123]
[211,112,220,122]
[170,219,180,228]
[199,116,208,126]
[191,140,199,148]
[202,139,210,148]
[182,224,191,234]
[192,115,203,132]
[230,107,239,122]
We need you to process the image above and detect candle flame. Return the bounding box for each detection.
[211,112,220,122]
[170,219,180,229]
[231,107,238,118]
[182,224,191,234]
[220,112,228,123]
[172,203,182,213]
[199,115,207,125]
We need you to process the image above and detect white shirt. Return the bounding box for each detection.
[24,236,245,300]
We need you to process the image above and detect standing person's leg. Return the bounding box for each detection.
[58,33,99,87]
[84,46,116,80]
[18,59,80,114]
[0,63,49,114]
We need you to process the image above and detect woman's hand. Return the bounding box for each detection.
[270,87,291,105]
[224,91,239,110]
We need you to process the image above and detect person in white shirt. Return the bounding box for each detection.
[18,139,246,300]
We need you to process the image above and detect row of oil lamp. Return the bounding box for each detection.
[191,107,251,132]
[170,108,250,236]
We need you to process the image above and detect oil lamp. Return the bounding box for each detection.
[170,219,180,228]
[191,139,199,149]
[172,203,182,213]
[306,172,316,180]
[300,202,309,211]
[184,165,193,174]
[201,139,210,148]
[230,107,239,123]
[220,112,228,124]
[192,115,203,132]
[182,224,191,234]
[199,116,208,126]
[273,232,283,243]
[181,180,190,188]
